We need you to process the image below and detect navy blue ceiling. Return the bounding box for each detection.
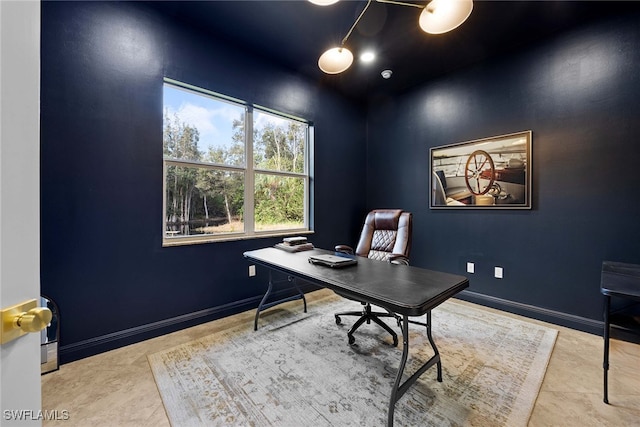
[150,1,640,102]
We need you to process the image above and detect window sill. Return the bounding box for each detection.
[162,230,315,247]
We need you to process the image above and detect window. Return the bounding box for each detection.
[162,79,311,245]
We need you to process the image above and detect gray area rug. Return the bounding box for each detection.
[148,297,557,426]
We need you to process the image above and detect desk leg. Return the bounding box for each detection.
[254,270,308,331]
[293,279,308,314]
[254,271,274,331]
[603,295,610,404]
[388,311,442,427]
[388,315,409,427]
[425,311,442,382]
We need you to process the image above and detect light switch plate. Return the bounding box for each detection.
[494,267,503,279]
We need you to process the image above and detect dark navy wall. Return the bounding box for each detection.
[41,2,640,363]
[40,1,366,362]
[366,12,640,328]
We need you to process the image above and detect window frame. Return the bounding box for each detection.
[162,78,312,246]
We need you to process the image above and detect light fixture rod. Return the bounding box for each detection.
[341,0,374,46]
[374,0,424,9]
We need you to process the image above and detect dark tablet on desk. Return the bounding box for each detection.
[308,254,357,268]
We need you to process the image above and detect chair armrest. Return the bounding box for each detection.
[388,254,409,265]
[335,245,354,255]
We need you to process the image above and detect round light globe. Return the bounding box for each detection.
[360,51,375,63]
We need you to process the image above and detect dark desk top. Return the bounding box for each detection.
[244,247,469,316]
[601,261,640,300]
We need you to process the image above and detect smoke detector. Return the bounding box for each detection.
[381,69,393,79]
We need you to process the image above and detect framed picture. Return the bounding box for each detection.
[430,130,532,209]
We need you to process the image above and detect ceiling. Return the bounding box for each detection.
[152,1,640,103]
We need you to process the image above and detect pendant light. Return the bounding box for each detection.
[310,0,474,74]
[318,47,354,74]
[419,0,473,34]
[309,0,340,5]
[317,0,373,74]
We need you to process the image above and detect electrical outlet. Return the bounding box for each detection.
[249,265,256,277]
[494,266,503,279]
[466,262,475,274]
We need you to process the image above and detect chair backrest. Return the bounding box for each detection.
[354,209,412,261]
[435,170,447,191]
[432,172,447,206]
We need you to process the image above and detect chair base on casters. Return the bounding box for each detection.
[335,303,400,346]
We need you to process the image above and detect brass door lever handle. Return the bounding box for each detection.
[1,299,53,344]
[15,307,52,333]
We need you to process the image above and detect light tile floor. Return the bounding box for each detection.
[42,289,640,426]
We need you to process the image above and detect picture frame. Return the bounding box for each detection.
[430,130,532,209]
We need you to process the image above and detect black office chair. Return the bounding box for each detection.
[334,209,412,346]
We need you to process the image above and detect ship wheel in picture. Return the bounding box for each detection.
[464,150,495,195]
